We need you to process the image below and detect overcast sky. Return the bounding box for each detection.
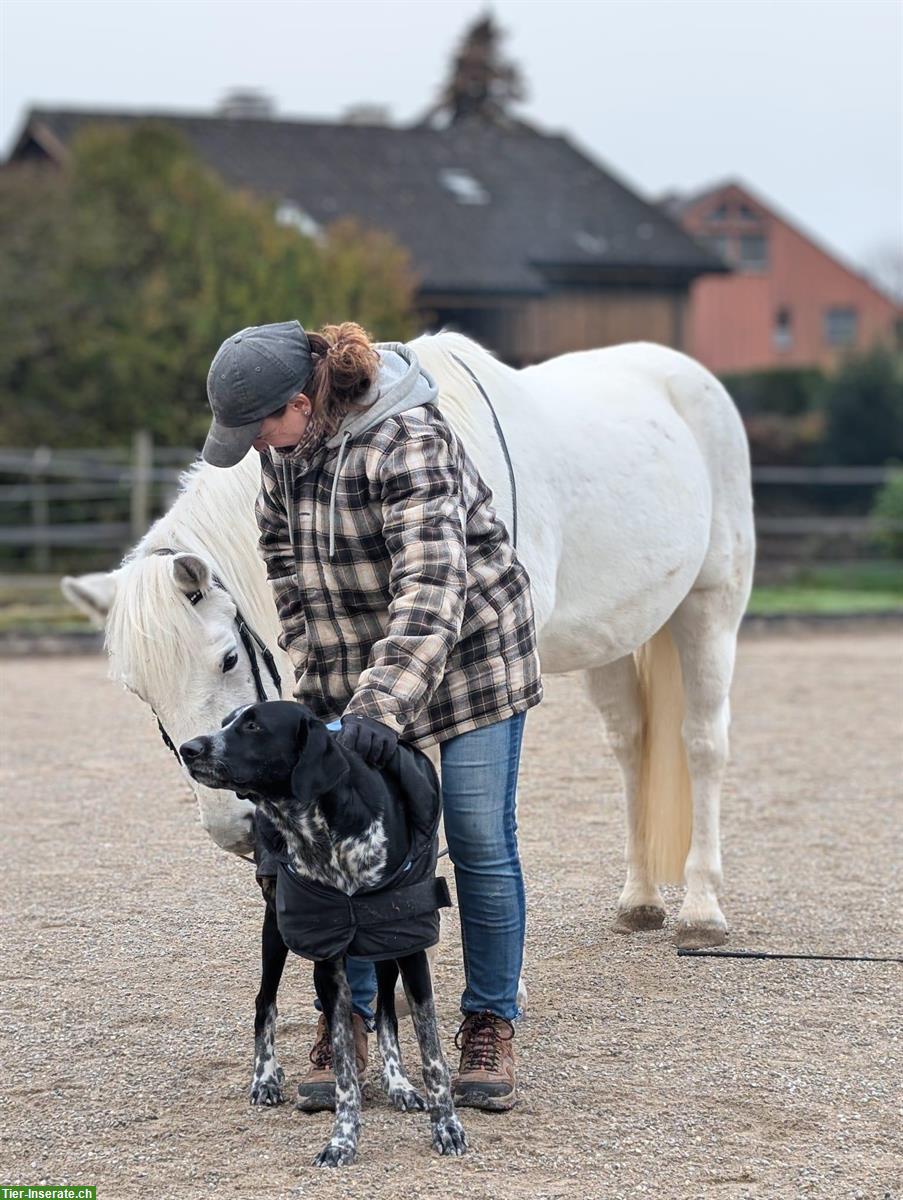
[2,0,901,287]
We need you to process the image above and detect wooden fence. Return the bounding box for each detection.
[0,436,900,572]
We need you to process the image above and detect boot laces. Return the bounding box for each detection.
[454,1010,514,1072]
[309,1020,332,1069]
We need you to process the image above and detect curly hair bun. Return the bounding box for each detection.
[307,322,379,411]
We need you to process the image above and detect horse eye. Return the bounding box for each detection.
[221,650,239,674]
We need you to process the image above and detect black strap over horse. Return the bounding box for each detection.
[148,547,282,767]
[449,351,519,551]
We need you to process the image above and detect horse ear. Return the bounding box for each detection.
[171,553,211,598]
[60,571,118,628]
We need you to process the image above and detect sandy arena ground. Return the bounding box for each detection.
[1,628,901,1200]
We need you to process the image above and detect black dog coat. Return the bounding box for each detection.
[254,739,452,962]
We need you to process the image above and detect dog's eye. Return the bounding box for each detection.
[243,720,260,734]
[221,650,239,674]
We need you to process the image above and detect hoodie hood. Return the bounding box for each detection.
[273,342,440,561]
[324,342,439,448]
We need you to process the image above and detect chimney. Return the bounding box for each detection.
[342,103,392,126]
[218,89,275,119]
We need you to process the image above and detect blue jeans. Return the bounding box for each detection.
[316,711,528,1026]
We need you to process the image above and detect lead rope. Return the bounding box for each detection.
[146,548,281,867]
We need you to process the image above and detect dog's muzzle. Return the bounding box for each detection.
[179,737,234,791]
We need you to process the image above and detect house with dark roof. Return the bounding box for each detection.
[10,106,724,365]
[666,179,901,374]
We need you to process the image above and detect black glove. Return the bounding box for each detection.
[335,714,399,767]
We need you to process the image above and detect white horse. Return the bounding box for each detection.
[63,331,755,948]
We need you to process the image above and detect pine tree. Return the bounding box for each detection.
[419,13,530,129]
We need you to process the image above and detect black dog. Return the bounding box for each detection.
[179,700,466,1168]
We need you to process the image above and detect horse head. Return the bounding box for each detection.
[62,550,278,856]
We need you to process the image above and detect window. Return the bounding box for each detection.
[773,306,793,351]
[707,201,730,221]
[738,202,758,221]
[703,235,731,263]
[739,234,768,271]
[438,168,489,205]
[824,307,858,347]
[575,230,608,254]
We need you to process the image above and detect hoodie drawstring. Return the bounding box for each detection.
[329,429,354,560]
[279,458,298,576]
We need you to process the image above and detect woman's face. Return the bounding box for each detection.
[252,394,311,452]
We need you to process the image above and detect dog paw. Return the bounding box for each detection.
[249,1066,284,1106]
[386,1085,427,1112]
[313,1139,357,1168]
[431,1114,467,1156]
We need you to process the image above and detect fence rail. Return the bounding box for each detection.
[0,438,901,570]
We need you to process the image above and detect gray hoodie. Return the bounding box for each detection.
[274,341,440,561]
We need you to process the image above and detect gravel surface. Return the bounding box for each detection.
[2,629,901,1199]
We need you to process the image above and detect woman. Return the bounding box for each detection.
[202,319,543,1113]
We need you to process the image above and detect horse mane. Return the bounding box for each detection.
[408,329,518,421]
[105,452,279,697]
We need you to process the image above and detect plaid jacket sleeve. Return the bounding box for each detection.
[342,424,468,735]
[255,450,307,668]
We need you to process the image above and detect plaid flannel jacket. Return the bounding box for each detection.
[254,401,543,749]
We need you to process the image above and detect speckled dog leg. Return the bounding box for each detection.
[249,898,287,1106]
[398,951,466,1157]
[250,1002,284,1106]
[375,959,426,1112]
[312,958,361,1168]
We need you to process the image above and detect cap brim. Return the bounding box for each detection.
[201,418,262,468]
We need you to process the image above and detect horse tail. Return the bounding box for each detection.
[634,625,692,884]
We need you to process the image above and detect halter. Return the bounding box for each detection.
[147,548,282,768]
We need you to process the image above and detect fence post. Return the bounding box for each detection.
[131,430,153,539]
[31,445,51,572]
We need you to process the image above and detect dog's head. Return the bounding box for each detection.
[179,700,347,804]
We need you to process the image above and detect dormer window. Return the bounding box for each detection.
[575,230,608,254]
[438,168,489,205]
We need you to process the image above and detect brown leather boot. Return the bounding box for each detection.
[452,1011,517,1111]
[295,1012,369,1112]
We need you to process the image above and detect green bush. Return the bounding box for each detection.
[871,469,903,559]
[721,368,825,417]
[0,123,418,448]
[819,346,903,466]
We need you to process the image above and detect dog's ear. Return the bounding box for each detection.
[290,714,350,804]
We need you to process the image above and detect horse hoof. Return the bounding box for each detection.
[614,905,666,933]
[674,920,728,950]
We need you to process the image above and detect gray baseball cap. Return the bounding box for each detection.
[202,320,314,467]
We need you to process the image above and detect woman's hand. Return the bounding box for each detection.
[335,714,399,767]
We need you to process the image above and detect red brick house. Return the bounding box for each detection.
[667,180,900,375]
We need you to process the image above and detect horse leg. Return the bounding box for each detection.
[584,655,665,931]
[311,957,361,1168]
[374,958,427,1111]
[249,885,288,1105]
[666,587,742,948]
[397,950,466,1156]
